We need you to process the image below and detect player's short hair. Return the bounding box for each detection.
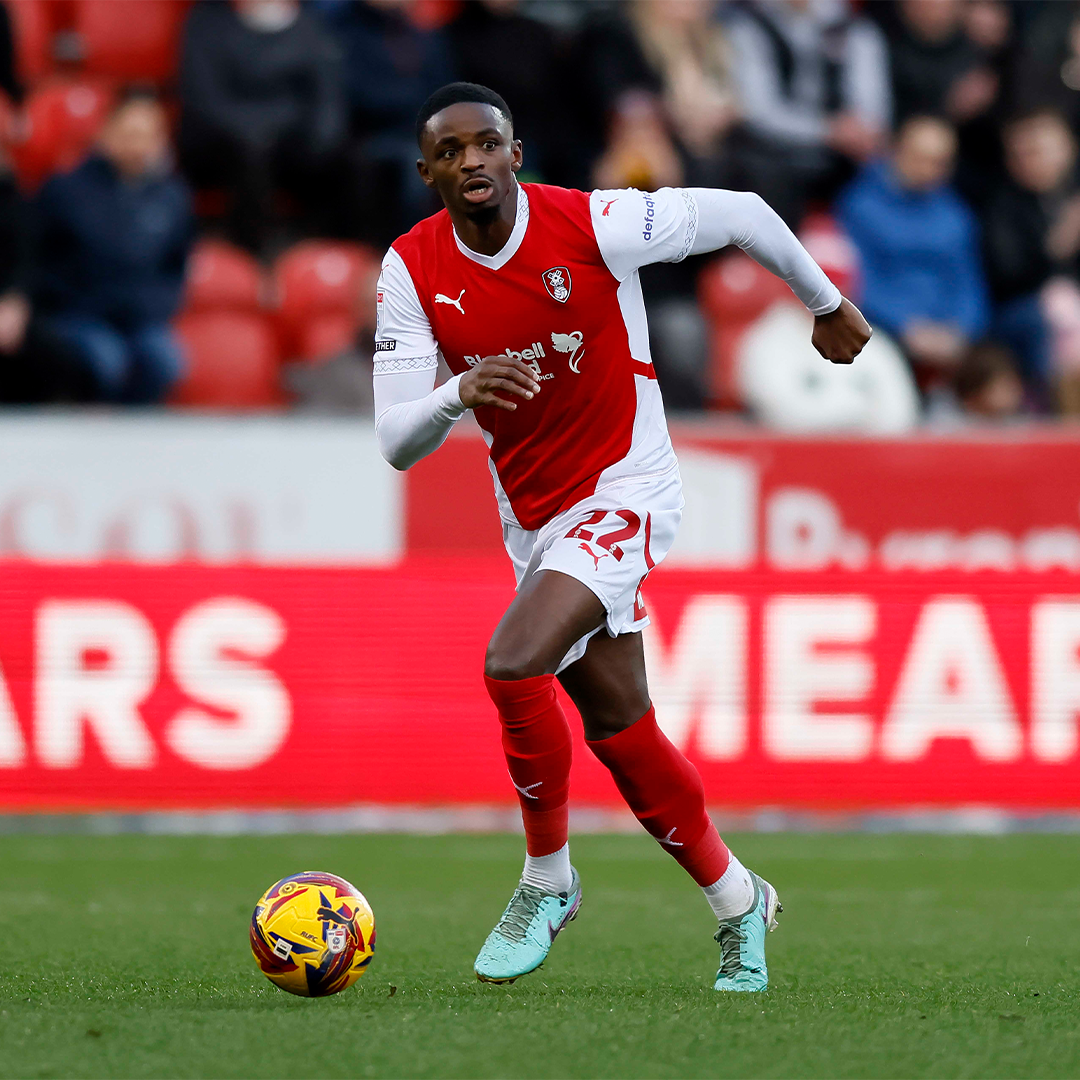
[415,82,513,148]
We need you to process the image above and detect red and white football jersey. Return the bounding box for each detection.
[375,183,699,531]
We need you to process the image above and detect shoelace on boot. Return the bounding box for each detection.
[714,922,748,978]
[495,883,568,943]
[494,884,546,943]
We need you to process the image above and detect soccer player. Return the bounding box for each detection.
[374,83,871,990]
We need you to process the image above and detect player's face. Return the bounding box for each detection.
[418,103,522,218]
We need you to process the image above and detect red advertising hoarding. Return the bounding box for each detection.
[2,562,1078,811]
[408,429,1080,573]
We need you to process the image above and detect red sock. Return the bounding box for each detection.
[485,674,572,857]
[586,706,730,886]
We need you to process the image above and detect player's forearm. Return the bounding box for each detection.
[688,188,842,316]
[374,374,467,471]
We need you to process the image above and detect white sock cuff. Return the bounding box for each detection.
[521,842,573,894]
[702,854,755,920]
[703,854,745,894]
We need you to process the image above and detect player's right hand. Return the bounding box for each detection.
[458,356,542,412]
[812,297,872,365]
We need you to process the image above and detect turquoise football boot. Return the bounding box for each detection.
[713,871,782,992]
[474,869,582,984]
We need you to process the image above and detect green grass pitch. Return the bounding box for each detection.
[1,831,1077,1079]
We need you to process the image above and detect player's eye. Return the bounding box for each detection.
[442,148,456,159]
[483,141,497,150]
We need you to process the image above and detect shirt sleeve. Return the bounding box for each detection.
[590,187,699,281]
[374,369,466,471]
[374,246,439,372]
[373,246,466,470]
[688,188,842,315]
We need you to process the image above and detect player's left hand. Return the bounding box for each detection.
[811,298,872,365]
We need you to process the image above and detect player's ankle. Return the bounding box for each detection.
[521,843,573,894]
[702,854,755,920]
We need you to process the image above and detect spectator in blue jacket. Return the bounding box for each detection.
[35,88,194,405]
[836,115,989,375]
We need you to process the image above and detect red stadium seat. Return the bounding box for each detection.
[9,76,113,189]
[274,241,376,316]
[295,313,361,362]
[698,252,792,410]
[6,0,56,84]
[172,311,284,409]
[0,92,13,141]
[798,211,860,300]
[72,0,187,83]
[405,0,462,30]
[698,250,790,325]
[273,241,380,361]
[697,217,863,409]
[182,238,264,315]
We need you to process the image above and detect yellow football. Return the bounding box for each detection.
[250,871,375,996]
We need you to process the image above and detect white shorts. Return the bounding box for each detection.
[502,466,683,673]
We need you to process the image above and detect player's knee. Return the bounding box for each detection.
[483,652,546,682]
[581,709,640,743]
[483,639,548,682]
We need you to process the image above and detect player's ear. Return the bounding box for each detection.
[416,157,436,189]
[511,139,523,173]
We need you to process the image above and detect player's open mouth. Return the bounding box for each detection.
[462,178,494,203]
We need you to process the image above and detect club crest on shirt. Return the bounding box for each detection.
[542,266,571,303]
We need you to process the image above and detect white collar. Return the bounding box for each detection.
[452,183,529,271]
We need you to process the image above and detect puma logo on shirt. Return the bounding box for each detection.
[435,289,466,314]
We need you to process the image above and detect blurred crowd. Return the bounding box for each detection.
[4,0,1080,430]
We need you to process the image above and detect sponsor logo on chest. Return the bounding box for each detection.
[463,331,585,379]
[464,341,556,380]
